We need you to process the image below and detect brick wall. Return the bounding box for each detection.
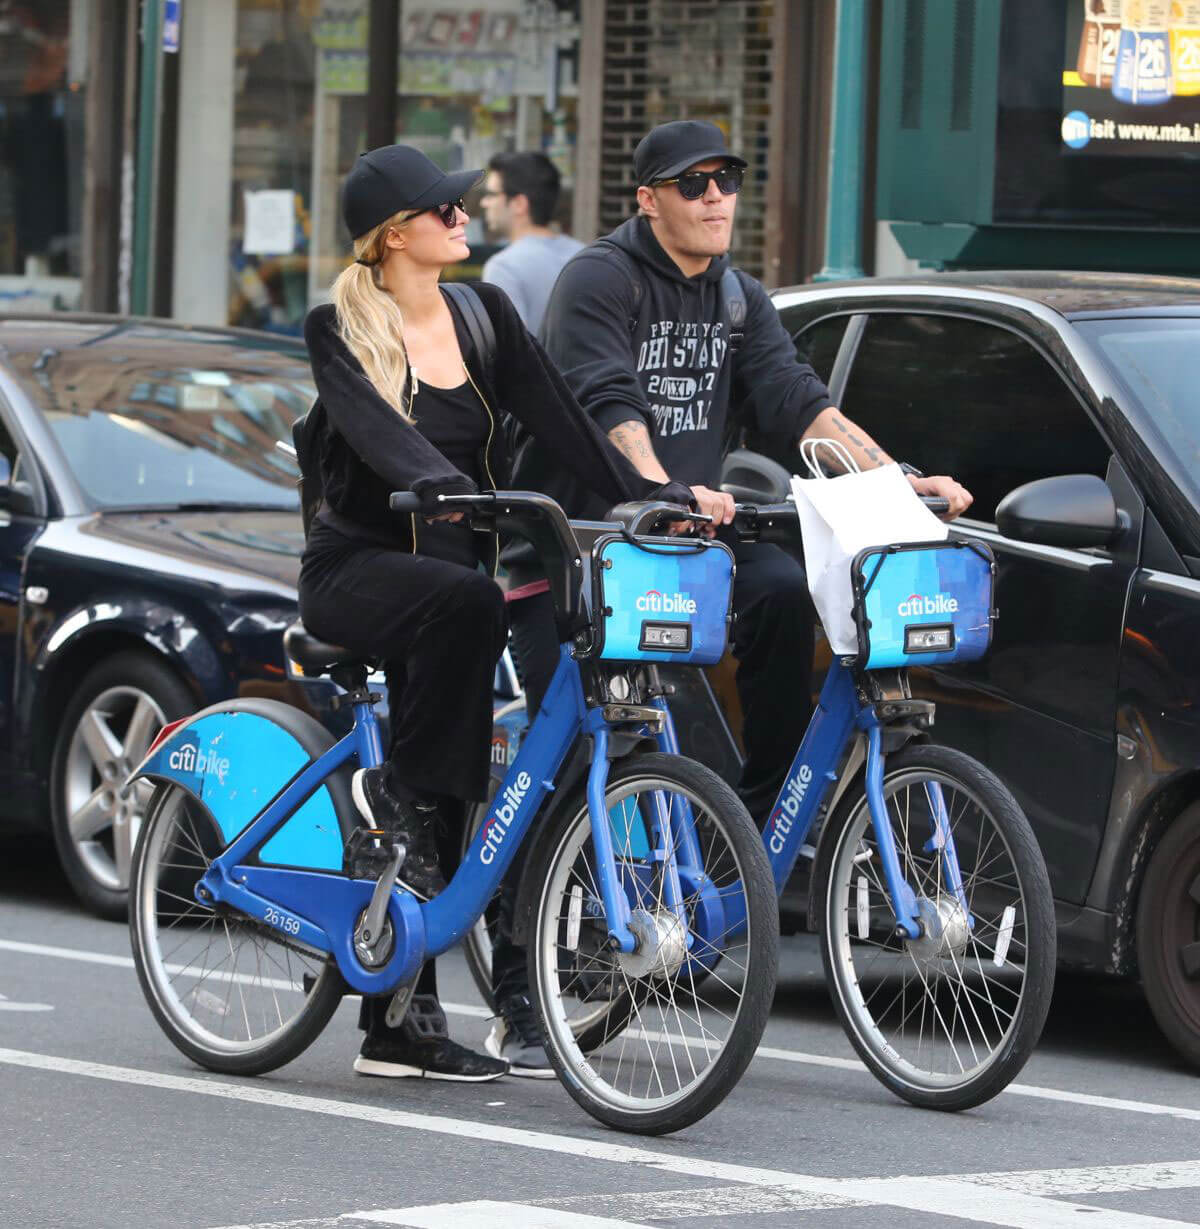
[598,0,775,277]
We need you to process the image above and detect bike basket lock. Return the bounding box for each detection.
[583,533,735,665]
[850,540,996,670]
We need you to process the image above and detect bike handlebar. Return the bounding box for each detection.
[390,490,587,631]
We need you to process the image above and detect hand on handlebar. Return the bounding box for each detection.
[688,485,736,537]
[906,473,973,521]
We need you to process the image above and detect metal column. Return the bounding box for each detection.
[814,0,867,282]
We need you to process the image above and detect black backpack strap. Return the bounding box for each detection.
[720,267,746,355]
[442,282,497,380]
[591,241,643,334]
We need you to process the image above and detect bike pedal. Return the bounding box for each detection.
[344,826,393,879]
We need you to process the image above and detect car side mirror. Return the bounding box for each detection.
[720,448,793,504]
[996,474,1127,549]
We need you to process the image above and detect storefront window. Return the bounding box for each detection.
[229,0,580,334]
[0,0,83,313]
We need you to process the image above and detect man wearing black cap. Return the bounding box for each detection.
[505,119,971,824]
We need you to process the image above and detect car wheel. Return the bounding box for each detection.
[1137,802,1200,1068]
[49,652,195,919]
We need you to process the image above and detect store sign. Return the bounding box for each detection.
[1062,0,1200,154]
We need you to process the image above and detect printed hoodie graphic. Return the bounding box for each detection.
[532,216,833,517]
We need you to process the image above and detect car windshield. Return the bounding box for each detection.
[1075,317,1200,474]
[5,323,312,511]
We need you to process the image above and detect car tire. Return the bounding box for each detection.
[1137,803,1200,1069]
[49,651,195,919]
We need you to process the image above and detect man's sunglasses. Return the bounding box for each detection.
[418,198,466,227]
[653,165,744,201]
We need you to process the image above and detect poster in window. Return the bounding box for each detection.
[1062,1,1200,152]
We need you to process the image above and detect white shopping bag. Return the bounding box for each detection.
[790,445,947,656]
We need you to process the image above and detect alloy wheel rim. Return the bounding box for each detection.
[63,685,165,891]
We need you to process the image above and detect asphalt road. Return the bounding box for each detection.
[3,831,1200,1229]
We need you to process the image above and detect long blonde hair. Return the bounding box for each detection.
[330,209,417,421]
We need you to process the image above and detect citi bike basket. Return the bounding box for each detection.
[124,490,778,1136]
[467,501,1057,1113]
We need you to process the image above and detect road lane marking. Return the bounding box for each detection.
[971,1160,1200,1196]
[0,992,52,1012]
[356,1203,654,1227]
[1,1047,1196,1229]
[542,1186,858,1218]
[5,937,1200,1124]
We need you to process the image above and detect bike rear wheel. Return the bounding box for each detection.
[529,752,778,1134]
[129,783,345,1075]
[815,744,1055,1111]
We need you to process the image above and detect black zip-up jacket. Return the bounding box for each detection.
[301,284,686,575]
[511,216,834,523]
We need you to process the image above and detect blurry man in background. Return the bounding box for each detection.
[480,152,582,335]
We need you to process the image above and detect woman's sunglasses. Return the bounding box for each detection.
[653,165,744,201]
[419,198,467,228]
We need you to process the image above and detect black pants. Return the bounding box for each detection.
[492,537,815,1002]
[357,800,466,1035]
[298,519,507,803]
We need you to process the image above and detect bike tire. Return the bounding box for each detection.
[814,743,1055,1111]
[528,752,778,1134]
[130,783,345,1076]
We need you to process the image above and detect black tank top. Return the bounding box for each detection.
[410,375,490,568]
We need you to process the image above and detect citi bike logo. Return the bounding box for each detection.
[897,592,959,618]
[167,740,231,786]
[635,589,697,614]
[480,771,532,865]
[768,764,813,855]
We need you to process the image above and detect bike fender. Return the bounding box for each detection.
[126,698,354,872]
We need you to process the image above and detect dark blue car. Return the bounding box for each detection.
[0,314,351,917]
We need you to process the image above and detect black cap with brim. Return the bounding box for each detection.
[342,143,482,239]
[634,119,747,186]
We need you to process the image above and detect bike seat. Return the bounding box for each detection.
[283,621,374,675]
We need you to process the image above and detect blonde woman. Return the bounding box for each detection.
[297,145,690,1083]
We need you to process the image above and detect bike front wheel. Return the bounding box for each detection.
[130,783,345,1075]
[815,744,1055,1111]
[529,752,778,1135]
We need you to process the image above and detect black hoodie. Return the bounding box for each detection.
[301,284,688,575]
[510,216,833,524]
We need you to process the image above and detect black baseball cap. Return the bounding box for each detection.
[634,120,747,187]
[342,144,482,239]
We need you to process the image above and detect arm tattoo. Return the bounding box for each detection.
[612,423,651,462]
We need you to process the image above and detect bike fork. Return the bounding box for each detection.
[861,723,922,940]
[584,718,688,955]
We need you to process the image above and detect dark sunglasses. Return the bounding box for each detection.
[419,197,466,227]
[654,165,744,201]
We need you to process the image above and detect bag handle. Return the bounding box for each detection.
[800,437,859,479]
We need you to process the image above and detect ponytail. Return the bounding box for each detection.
[330,210,415,422]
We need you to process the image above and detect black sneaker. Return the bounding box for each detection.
[350,766,447,899]
[353,994,508,1082]
[484,994,555,1079]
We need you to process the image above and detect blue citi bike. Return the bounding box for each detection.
[469,497,1057,1113]
[126,490,779,1135]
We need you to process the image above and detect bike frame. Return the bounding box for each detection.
[653,658,966,940]
[193,645,712,995]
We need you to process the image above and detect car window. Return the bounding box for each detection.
[791,315,850,385]
[839,313,1111,523]
[6,333,312,511]
[1075,317,1200,474]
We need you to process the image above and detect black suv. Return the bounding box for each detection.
[760,271,1200,1067]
